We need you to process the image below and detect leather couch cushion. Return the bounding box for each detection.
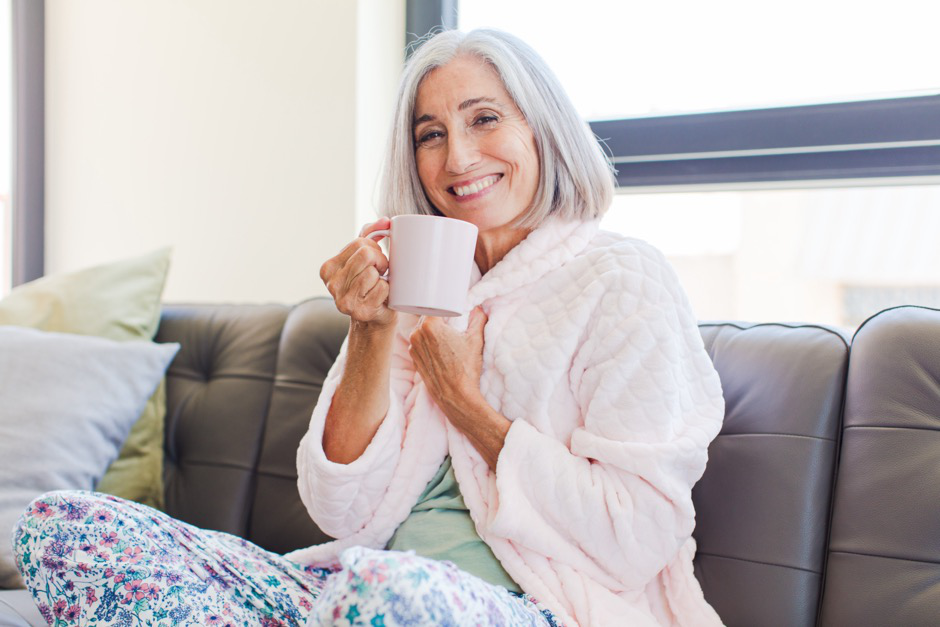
[820,306,940,625]
[155,302,859,625]
[155,299,348,553]
[694,322,849,627]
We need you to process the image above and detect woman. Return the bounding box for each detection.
[292,28,725,626]
[12,29,723,626]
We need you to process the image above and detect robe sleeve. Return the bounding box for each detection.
[488,252,724,590]
[296,319,416,539]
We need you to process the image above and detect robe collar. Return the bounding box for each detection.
[466,217,601,308]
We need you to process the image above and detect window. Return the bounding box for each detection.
[460,0,940,328]
[460,0,939,119]
[602,185,940,329]
[1,0,12,296]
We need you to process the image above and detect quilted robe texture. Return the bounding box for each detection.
[289,217,725,626]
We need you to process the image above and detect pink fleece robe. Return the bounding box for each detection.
[287,217,725,626]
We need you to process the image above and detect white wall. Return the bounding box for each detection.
[355,1,405,230]
[45,0,404,303]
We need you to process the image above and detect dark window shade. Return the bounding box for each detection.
[590,94,940,188]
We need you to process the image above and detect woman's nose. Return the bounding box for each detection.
[444,133,480,174]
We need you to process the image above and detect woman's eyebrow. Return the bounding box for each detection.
[458,96,501,111]
[413,97,503,126]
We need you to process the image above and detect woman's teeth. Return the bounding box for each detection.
[453,175,499,197]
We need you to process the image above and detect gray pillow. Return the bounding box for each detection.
[0,326,179,588]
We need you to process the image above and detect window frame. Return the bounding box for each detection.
[11,0,43,286]
[406,0,458,53]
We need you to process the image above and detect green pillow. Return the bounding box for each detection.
[0,248,172,509]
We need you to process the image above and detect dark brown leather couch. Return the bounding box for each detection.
[3,300,939,626]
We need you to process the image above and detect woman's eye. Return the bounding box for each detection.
[416,130,444,145]
[475,115,499,126]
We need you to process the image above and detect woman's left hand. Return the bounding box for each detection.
[409,307,488,421]
[410,306,511,470]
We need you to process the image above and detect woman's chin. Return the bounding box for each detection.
[440,207,526,235]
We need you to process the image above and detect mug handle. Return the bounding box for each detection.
[366,229,390,281]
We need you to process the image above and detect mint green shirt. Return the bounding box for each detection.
[385,456,521,593]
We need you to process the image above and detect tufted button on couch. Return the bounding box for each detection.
[3,300,940,626]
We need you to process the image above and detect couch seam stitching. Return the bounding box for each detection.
[715,432,836,442]
[842,424,940,434]
[828,549,940,567]
[695,551,821,575]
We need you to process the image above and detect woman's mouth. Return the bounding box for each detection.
[449,174,502,199]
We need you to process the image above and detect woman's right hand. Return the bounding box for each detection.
[320,218,397,328]
[319,218,398,465]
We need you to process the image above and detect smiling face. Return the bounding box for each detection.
[413,54,540,241]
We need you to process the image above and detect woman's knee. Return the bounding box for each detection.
[311,548,469,625]
[17,490,112,529]
[343,547,455,592]
[13,491,123,563]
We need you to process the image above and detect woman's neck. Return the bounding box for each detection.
[474,227,532,275]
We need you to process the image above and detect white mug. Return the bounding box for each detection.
[369,215,478,317]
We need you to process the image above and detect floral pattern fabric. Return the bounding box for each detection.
[311,546,559,627]
[12,491,559,626]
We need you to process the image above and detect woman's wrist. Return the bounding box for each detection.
[443,391,511,471]
[349,314,397,341]
[438,380,485,419]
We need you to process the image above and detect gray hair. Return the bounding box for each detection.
[380,29,615,229]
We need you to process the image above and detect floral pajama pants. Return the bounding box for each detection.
[12,491,560,626]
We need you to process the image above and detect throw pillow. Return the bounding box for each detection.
[0,248,171,510]
[0,326,179,589]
